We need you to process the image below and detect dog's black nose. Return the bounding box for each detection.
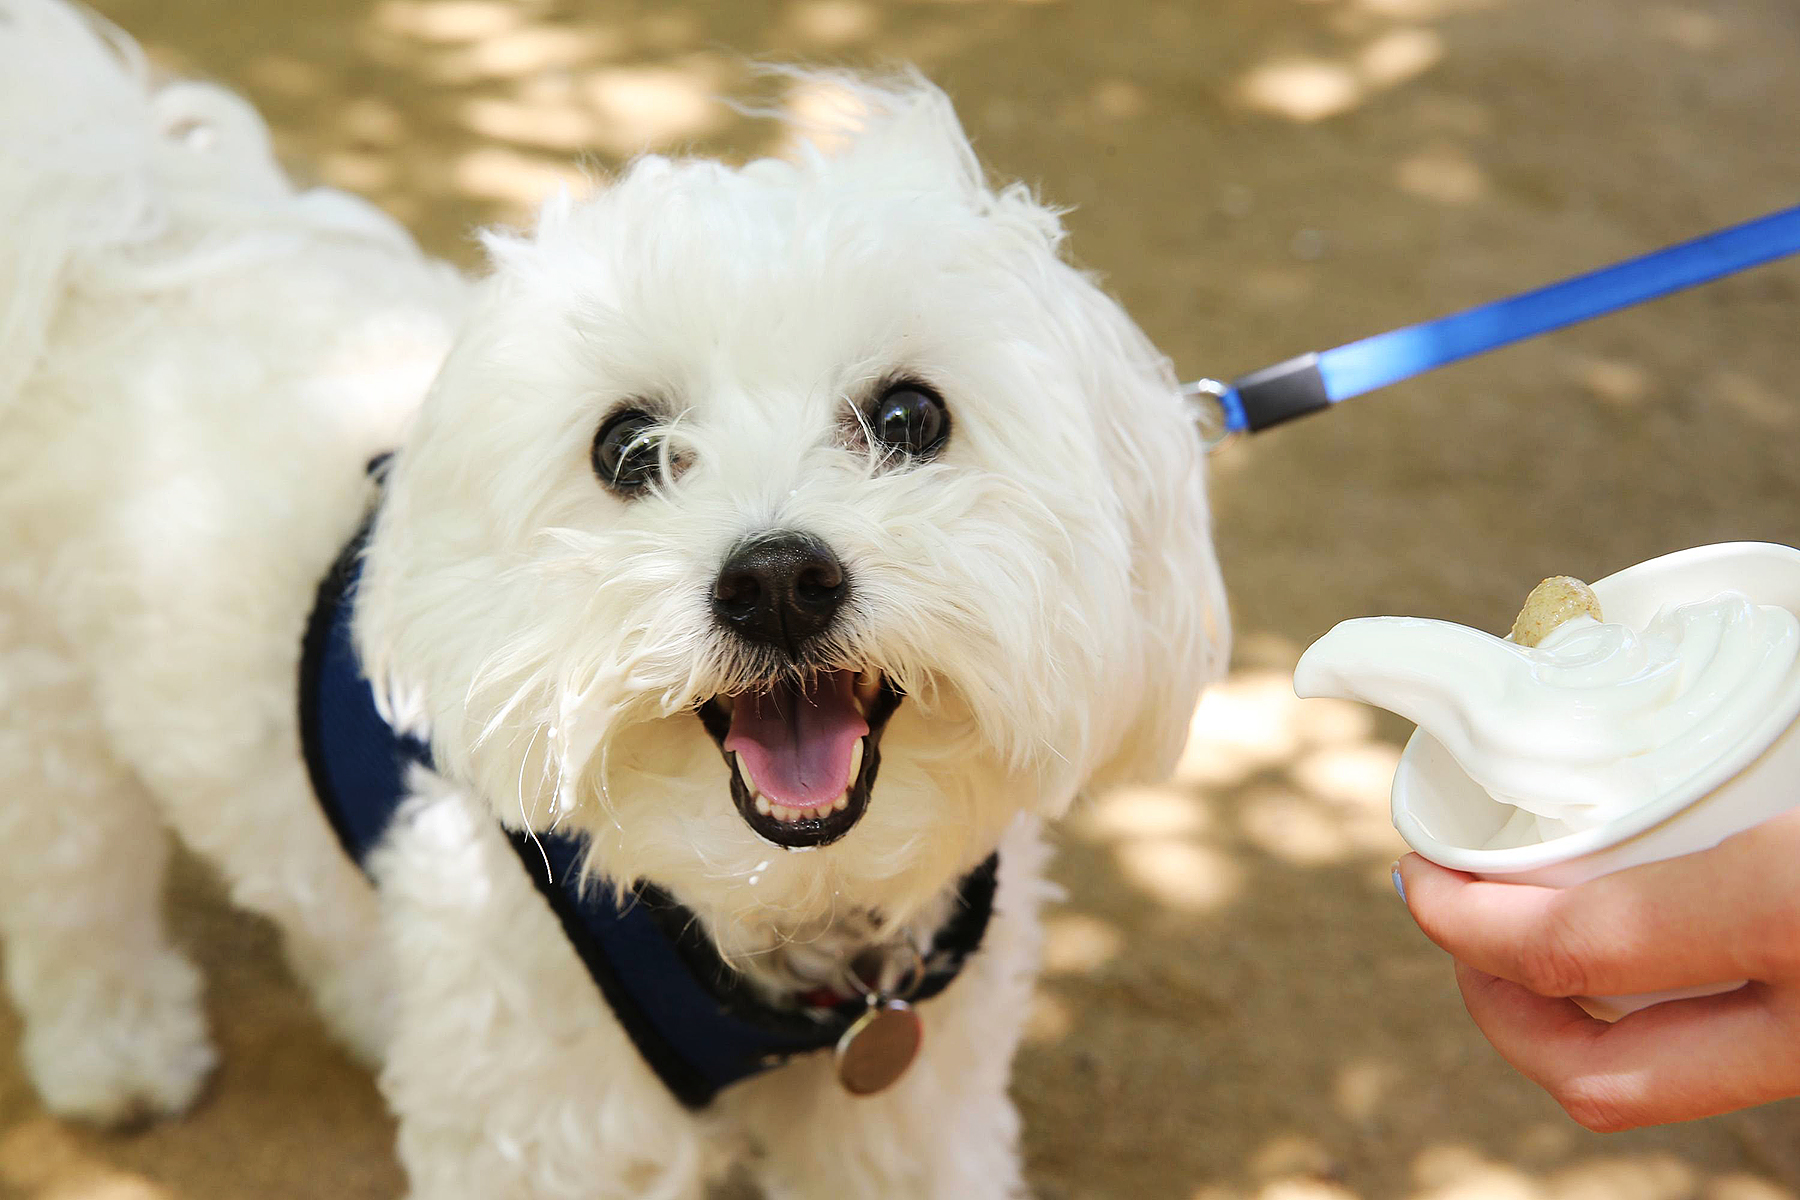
[713,532,848,651]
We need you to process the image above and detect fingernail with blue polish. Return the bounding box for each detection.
[1391,863,1407,904]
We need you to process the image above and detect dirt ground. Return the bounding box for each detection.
[4,1,1800,1198]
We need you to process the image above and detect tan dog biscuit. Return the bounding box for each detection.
[1511,576,1604,646]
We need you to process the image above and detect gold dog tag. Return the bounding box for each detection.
[834,999,922,1096]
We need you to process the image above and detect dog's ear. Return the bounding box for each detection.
[1090,362,1230,796]
[774,70,1067,252]
[1047,265,1232,803]
[1089,429,1230,797]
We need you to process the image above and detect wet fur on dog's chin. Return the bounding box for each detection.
[352,72,1229,953]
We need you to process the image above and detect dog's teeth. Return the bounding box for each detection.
[855,670,880,707]
[832,793,848,813]
[735,752,766,799]
[755,795,772,816]
[847,737,865,784]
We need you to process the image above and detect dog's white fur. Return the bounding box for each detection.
[0,3,1229,1196]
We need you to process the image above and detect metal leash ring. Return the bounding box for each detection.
[1182,378,1239,455]
[838,941,927,1004]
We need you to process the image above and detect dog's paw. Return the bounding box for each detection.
[20,953,216,1126]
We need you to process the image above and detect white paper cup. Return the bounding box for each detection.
[1391,542,1800,1021]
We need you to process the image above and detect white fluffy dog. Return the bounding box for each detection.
[0,2,1228,1196]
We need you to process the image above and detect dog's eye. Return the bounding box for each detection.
[592,409,663,493]
[867,383,949,458]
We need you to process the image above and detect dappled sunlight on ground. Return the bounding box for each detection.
[2,0,1795,1196]
[1232,18,1447,123]
[359,4,746,215]
[1175,1137,1783,1199]
[1069,664,1407,915]
[0,1118,174,1199]
[1394,142,1488,204]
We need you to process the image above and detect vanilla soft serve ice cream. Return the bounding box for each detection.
[1294,588,1800,847]
[1298,544,1800,1020]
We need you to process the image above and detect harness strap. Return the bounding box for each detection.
[506,830,997,1108]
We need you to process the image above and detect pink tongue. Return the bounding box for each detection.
[723,671,869,809]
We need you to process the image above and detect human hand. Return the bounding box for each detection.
[1394,809,1800,1131]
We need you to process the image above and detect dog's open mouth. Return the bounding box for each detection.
[698,670,901,849]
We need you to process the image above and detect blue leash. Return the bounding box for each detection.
[1190,201,1800,448]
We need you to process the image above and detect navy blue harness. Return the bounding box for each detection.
[298,517,999,1109]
